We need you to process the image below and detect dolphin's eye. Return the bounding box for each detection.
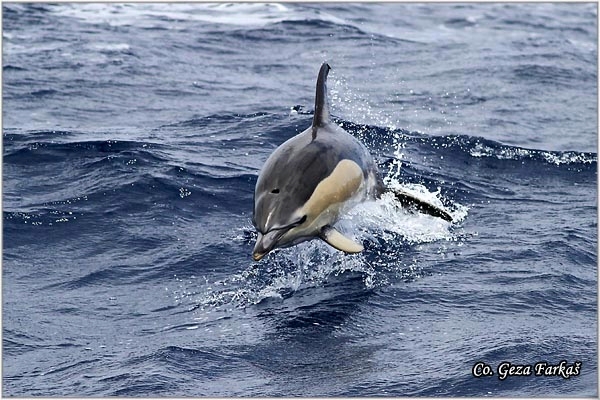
[271,188,280,194]
[286,215,307,229]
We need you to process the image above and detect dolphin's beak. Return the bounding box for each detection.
[252,230,283,261]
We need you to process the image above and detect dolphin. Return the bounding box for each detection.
[252,63,452,261]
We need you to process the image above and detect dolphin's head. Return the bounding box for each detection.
[252,184,313,261]
[250,131,330,261]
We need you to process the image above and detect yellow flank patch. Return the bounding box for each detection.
[301,159,363,218]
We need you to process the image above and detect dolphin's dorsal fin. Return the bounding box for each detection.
[312,63,331,130]
[320,225,364,253]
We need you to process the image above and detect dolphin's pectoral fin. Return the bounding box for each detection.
[320,225,364,253]
[391,190,453,222]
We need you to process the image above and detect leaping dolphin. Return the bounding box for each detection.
[252,63,452,261]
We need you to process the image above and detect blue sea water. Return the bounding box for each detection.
[2,3,598,397]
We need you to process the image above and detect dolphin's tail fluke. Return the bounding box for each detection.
[389,188,454,222]
[312,62,331,128]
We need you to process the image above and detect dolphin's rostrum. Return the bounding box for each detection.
[252,63,452,261]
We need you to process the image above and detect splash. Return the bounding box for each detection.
[181,148,468,310]
[330,76,400,131]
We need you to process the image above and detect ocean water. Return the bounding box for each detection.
[2,3,598,397]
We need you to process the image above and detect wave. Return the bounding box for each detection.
[3,137,167,164]
[4,120,595,307]
[3,64,28,71]
[158,112,272,129]
[328,119,597,170]
[415,133,597,166]
[513,63,597,86]
[4,118,594,219]
[40,3,408,52]
[45,3,349,29]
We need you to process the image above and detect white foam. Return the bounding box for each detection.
[50,3,348,29]
[469,141,596,165]
[90,43,131,52]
